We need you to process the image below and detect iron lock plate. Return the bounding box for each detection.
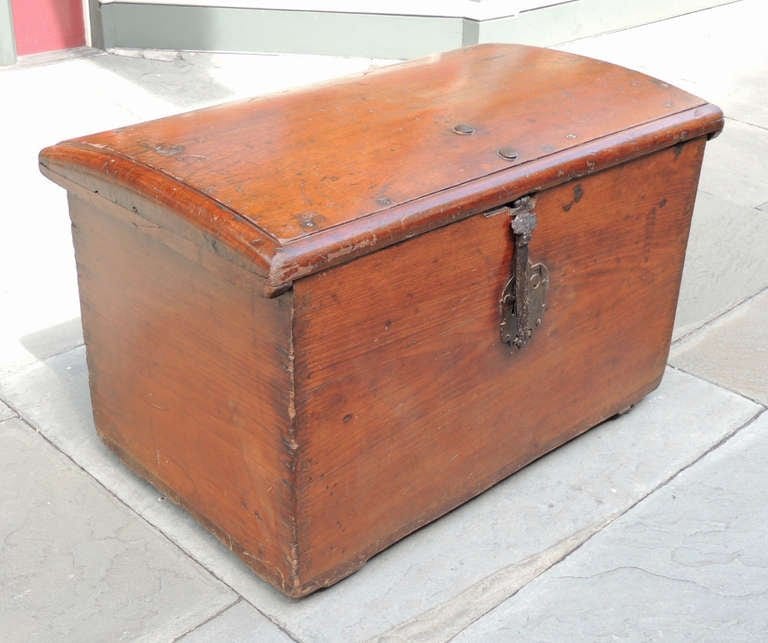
[499,196,549,350]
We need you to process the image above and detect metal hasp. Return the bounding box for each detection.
[500,196,549,350]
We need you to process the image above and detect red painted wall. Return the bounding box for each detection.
[11,0,86,56]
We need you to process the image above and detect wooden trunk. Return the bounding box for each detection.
[40,44,723,597]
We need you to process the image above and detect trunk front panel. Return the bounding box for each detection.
[292,139,705,592]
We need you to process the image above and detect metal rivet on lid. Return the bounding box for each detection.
[452,123,476,135]
[497,147,519,161]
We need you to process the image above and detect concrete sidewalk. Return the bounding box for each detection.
[1,1,766,640]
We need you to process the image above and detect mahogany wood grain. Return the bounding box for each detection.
[49,45,710,242]
[266,105,720,295]
[290,139,705,592]
[38,43,721,597]
[52,134,709,598]
[68,193,298,593]
[39,44,723,295]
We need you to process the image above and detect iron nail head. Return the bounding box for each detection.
[497,147,519,161]
[453,123,476,135]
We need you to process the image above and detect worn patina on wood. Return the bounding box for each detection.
[40,44,723,597]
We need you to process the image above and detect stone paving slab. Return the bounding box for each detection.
[674,192,768,338]
[0,346,252,604]
[697,119,768,211]
[671,289,768,405]
[0,348,759,641]
[180,600,294,643]
[455,409,768,642]
[0,416,236,642]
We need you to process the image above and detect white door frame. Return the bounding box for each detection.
[0,0,16,66]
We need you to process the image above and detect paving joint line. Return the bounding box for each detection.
[0,342,86,379]
[170,596,302,643]
[723,115,768,133]
[6,407,302,643]
[39,341,86,362]
[671,285,768,346]
[0,396,20,421]
[667,363,767,408]
[171,597,243,642]
[447,405,767,641]
[239,597,303,643]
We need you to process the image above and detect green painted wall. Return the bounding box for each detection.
[102,4,464,59]
[100,1,735,60]
[89,0,104,50]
